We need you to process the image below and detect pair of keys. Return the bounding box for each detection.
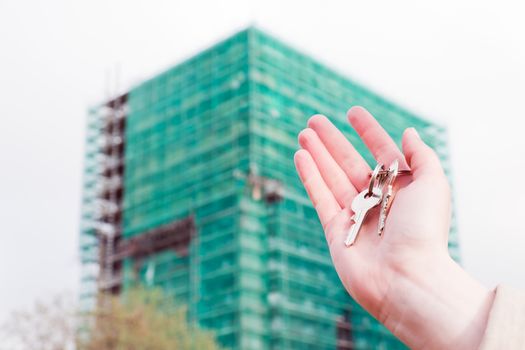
[344,160,406,247]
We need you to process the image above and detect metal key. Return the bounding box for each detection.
[377,187,393,236]
[344,187,383,246]
[377,160,399,236]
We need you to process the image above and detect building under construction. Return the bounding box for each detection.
[80,28,459,349]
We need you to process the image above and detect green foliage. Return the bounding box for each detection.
[80,287,222,350]
[2,288,221,350]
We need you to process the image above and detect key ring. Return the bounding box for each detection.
[371,169,411,177]
[368,163,384,197]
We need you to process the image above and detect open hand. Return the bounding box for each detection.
[294,106,492,349]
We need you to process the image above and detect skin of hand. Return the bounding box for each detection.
[294,106,495,350]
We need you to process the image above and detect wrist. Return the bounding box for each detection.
[379,253,495,350]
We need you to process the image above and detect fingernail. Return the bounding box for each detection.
[410,127,420,139]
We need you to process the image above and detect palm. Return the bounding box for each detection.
[295,107,451,319]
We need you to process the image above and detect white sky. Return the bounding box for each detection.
[1,0,524,322]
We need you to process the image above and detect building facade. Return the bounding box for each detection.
[80,28,459,349]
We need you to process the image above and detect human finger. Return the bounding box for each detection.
[307,114,371,192]
[298,128,357,207]
[347,106,409,169]
[294,149,341,228]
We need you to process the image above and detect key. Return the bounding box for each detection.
[377,186,393,236]
[377,160,399,236]
[344,187,383,246]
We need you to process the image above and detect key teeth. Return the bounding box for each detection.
[377,216,385,236]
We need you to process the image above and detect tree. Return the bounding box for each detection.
[1,293,76,350]
[2,288,222,350]
[79,287,221,350]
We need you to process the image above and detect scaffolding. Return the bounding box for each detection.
[80,27,459,349]
[79,94,127,309]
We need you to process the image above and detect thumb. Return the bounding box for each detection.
[402,128,444,180]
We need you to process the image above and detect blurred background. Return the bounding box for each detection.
[1,0,524,349]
